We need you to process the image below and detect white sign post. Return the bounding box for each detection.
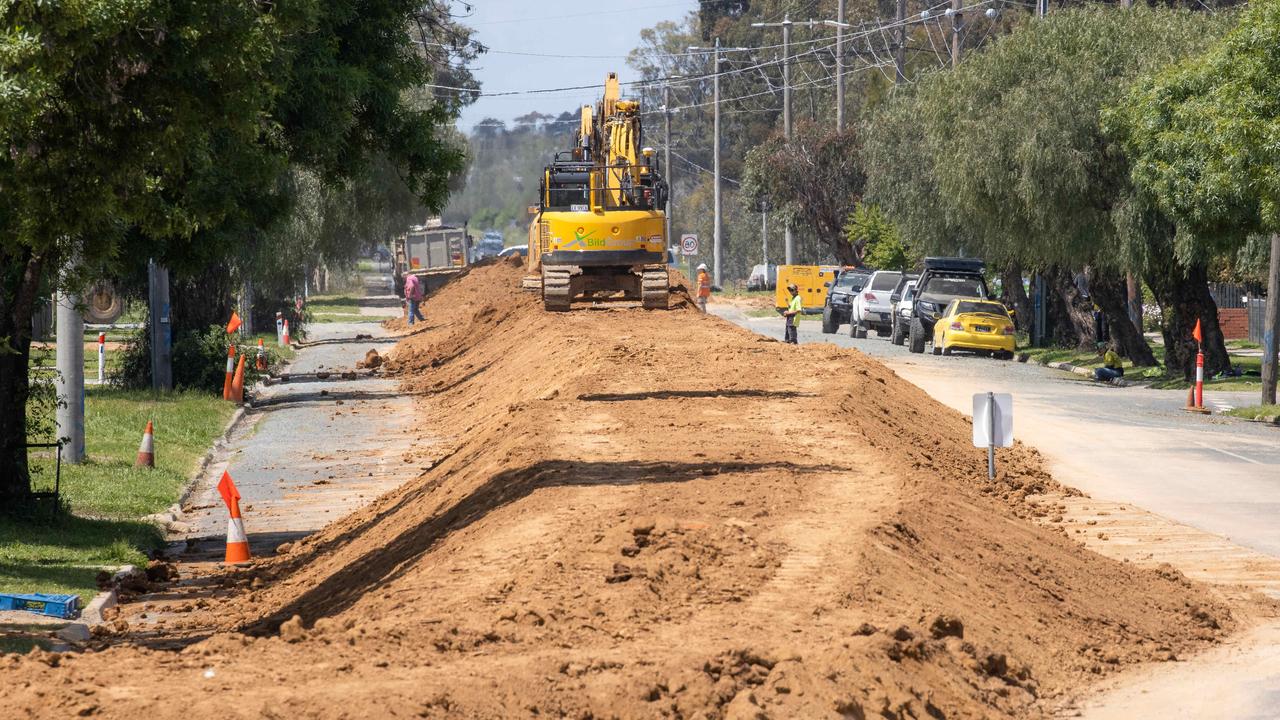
[972,392,1013,480]
[680,234,699,256]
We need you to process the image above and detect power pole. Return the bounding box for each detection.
[1037,0,1048,18]
[895,0,908,83]
[1262,233,1280,405]
[752,16,799,264]
[148,260,173,391]
[55,273,85,463]
[761,201,769,266]
[713,38,723,287]
[949,0,963,68]
[663,81,674,252]
[835,0,845,130]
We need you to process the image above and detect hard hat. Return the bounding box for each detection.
[697,263,708,271]
[787,283,799,292]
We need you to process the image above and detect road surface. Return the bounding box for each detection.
[714,306,1280,561]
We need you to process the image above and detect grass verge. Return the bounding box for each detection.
[1020,345,1262,389]
[3,387,234,602]
[1224,404,1280,421]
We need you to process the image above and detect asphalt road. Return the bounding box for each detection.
[713,305,1280,560]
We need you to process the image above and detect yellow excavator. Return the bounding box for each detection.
[525,72,670,310]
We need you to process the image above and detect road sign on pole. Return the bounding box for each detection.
[972,392,1013,479]
[680,234,699,256]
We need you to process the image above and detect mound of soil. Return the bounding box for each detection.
[1,260,1235,719]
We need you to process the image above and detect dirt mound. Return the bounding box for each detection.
[0,260,1238,719]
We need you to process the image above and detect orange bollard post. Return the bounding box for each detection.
[222,345,235,400]
[255,338,268,371]
[282,319,291,347]
[1195,349,1205,408]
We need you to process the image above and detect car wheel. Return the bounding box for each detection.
[890,318,905,346]
[875,324,889,338]
[908,318,925,354]
[941,345,951,356]
[821,307,836,334]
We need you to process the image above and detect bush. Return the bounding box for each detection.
[115,322,279,393]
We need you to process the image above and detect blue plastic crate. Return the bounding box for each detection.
[0,592,80,619]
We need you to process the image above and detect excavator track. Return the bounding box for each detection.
[640,265,669,310]
[542,266,573,311]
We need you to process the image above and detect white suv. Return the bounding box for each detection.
[890,280,917,346]
[850,270,903,338]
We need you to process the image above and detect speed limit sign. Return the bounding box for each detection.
[680,234,699,255]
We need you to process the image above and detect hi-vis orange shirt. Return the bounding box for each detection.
[697,271,712,298]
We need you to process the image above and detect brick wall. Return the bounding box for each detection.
[1219,307,1248,340]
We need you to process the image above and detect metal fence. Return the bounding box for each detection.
[1209,282,1247,309]
[1248,298,1266,345]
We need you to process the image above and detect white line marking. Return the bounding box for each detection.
[1194,441,1263,465]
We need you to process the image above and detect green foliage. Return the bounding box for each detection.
[115,325,278,393]
[1109,0,1280,250]
[866,8,1228,272]
[846,203,916,270]
[742,123,865,265]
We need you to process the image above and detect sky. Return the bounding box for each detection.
[453,0,699,132]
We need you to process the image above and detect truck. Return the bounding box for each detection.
[393,219,473,296]
[525,72,670,310]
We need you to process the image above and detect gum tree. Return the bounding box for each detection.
[865,8,1227,371]
[1108,0,1280,403]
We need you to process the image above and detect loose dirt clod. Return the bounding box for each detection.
[0,261,1242,719]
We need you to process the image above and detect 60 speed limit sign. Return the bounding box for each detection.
[680,234,699,255]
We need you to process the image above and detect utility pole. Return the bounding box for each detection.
[835,1,845,130]
[1037,0,1048,18]
[895,0,907,83]
[1262,233,1280,405]
[713,38,723,287]
[663,81,674,252]
[148,260,173,391]
[752,15,806,264]
[949,0,963,68]
[55,269,85,463]
[761,201,769,266]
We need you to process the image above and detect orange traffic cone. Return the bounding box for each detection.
[230,354,246,403]
[135,421,155,468]
[222,344,235,401]
[217,471,250,564]
[282,319,291,347]
[255,338,268,371]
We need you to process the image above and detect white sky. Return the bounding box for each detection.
[454,0,698,132]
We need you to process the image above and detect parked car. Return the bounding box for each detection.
[821,268,872,334]
[931,298,1016,358]
[498,245,528,258]
[850,270,903,338]
[890,280,917,346]
[747,263,778,291]
[908,257,989,354]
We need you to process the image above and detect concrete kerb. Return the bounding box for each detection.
[1037,358,1129,387]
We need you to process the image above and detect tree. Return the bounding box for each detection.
[865,8,1227,370]
[0,0,283,499]
[0,0,470,502]
[846,203,916,271]
[742,123,866,265]
[1107,0,1280,403]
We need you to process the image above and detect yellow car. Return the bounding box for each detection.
[932,298,1016,358]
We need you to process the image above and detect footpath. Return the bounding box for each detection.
[127,274,428,639]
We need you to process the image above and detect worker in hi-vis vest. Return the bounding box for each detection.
[696,263,712,313]
[782,283,802,344]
